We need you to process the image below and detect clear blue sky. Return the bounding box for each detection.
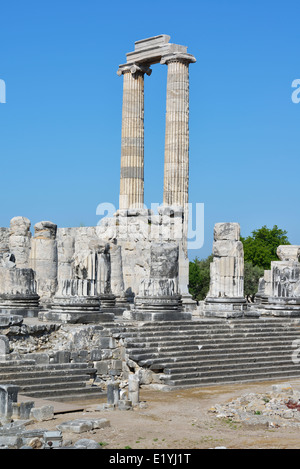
[0,0,299,260]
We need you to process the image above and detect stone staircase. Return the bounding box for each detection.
[0,360,101,401]
[2,317,300,399]
[120,318,300,388]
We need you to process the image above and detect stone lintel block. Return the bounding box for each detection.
[277,245,300,261]
[214,223,240,242]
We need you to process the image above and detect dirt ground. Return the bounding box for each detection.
[24,378,300,450]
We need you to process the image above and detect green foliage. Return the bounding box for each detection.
[244,261,264,298]
[189,225,290,302]
[240,225,290,270]
[189,255,213,301]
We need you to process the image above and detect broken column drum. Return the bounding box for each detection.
[94,242,116,310]
[129,242,192,321]
[0,262,39,316]
[41,278,114,324]
[262,245,300,317]
[9,216,31,269]
[39,240,117,323]
[110,241,130,311]
[204,223,246,317]
[0,245,39,317]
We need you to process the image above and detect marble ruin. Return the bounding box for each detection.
[254,245,300,317]
[0,35,197,324]
[0,36,299,325]
[203,222,247,318]
[0,36,300,418]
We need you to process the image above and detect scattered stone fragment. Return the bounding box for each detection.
[57,418,110,434]
[73,439,101,449]
[31,405,54,422]
[28,437,43,449]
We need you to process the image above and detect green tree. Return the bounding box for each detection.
[189,225,290,302]
[189,255,213,301]
[244,261,264,301]
[240,225,290,270]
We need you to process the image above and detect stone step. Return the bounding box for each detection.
[146,347,297,367]
[124,333,300,349]
[0,361,98,401]
[162,359,300,379]
[121,322,300,336]
[123,331,300,343]
[127,342,298,361]
[119,319,300,332]
[0,359,37,367]
[119,318,300,388]
[165,368,300,388]
[20,385,103,400]
[136,344,298,367]
[160,352,296,370]
[0,368,95,384]
[0,362,95,372]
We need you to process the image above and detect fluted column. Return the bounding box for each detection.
[117,64,151,210]
[161,54,195,208]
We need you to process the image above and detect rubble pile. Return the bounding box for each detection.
[210,383,300,428]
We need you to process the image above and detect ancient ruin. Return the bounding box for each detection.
[203,222,247,318]
[0,36,300,441]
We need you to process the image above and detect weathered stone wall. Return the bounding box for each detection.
[0,211,191,310]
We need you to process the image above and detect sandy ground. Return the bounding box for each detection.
[23,378,300,450]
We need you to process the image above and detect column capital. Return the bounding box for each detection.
[117,63,152,77]
[160,52,196,66]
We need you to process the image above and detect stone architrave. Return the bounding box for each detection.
[203,223,247,318]
[29,221,58,305]
[9,217,31,269]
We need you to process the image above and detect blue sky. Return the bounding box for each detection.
[0,0,299,260]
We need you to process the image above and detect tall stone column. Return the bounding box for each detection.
[29,221,58,305]
[117,64,151,210]
[161,53,195,209]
